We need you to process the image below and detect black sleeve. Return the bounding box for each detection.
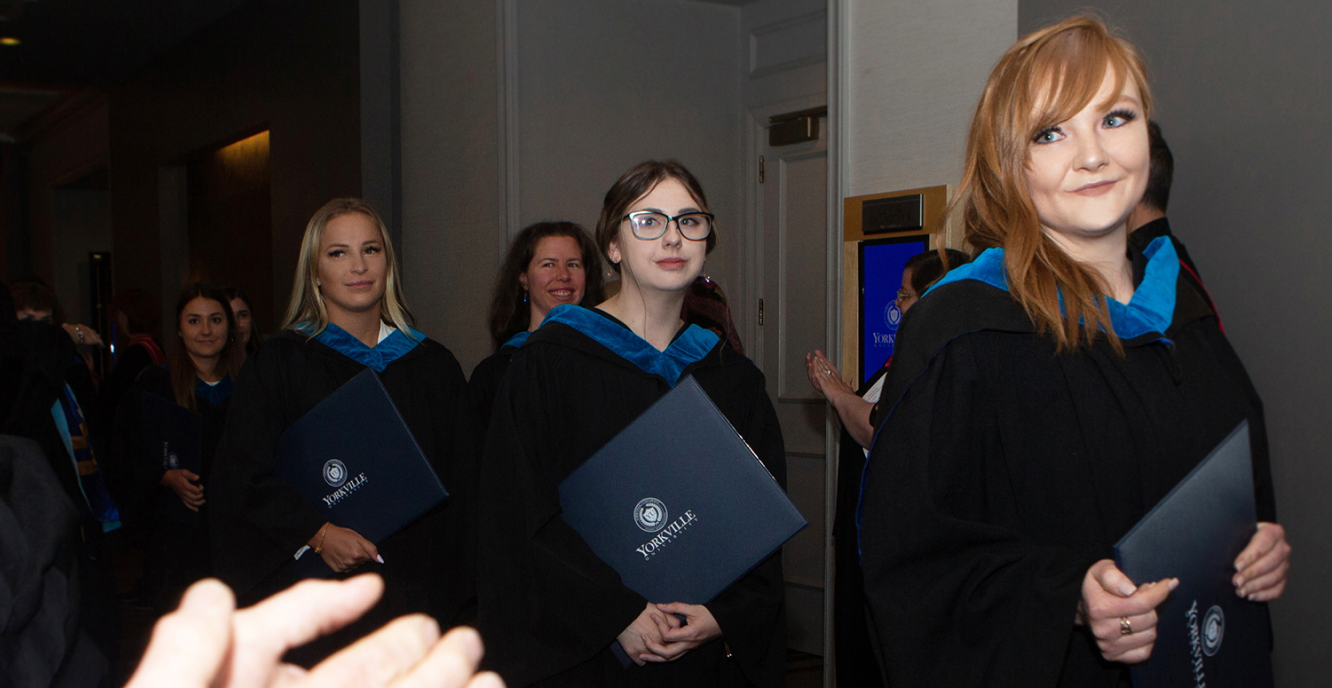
[703,366,788,688]
[859,341,1095,688]
[108,372,173,527]
[209,344,327,595]
[474,352,646,685]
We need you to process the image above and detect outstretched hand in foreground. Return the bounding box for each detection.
[126,574,504,688]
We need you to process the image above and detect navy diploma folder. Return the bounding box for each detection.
[140,392,203,523]
[558,375,807,608]
[140,391,202,474]
[1114,421,1274,688]
[275,369,448,576]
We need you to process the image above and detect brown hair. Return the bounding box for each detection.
[282,198,416,338]
[906,248,972,295]
[222,285,264,355]
[171,283,243,410]
[488,221,604,350]
[9,278,63,324]
[595,160,717,274]
[944,15,1152,352]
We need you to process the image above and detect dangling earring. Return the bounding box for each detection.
[522,288,528,304]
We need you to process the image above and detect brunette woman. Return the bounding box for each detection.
[471,221,603,430]
[476,161,787,687]
[210,198,477,663]
[858,17,1289,686]
[223,285,264,359]
[114,282,244,601]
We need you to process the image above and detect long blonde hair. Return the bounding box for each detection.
[282,198,416,338]
[944,15,1153,352]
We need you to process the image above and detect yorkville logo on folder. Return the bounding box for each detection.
[320,459,369,508]
[633,497,699,561]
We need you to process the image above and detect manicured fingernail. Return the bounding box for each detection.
[1169,578,1179,591]
[376,555,385,564]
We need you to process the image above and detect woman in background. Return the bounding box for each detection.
[477,160,786,687]
[223,285,264,359]
[210,198,477,664]
[471,221,603,430]
[115,282,243,604]
[858,17,1288,686]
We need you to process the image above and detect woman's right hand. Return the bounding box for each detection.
[161,469,204,511]
[313,524,381,573]
[616,603,666,667]
[1077,559,1178,664]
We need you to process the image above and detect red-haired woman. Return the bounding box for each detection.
[858,16,1289,687]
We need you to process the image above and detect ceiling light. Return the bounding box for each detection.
[0,38,20,46]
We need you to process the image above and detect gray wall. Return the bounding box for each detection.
[398,0,503,370]
[1017,3,1332,684]
[842,0,1016,197]
[512,0,744,305]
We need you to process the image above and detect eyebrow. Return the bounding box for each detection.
[186,311,224,318]
[638,206,702,214]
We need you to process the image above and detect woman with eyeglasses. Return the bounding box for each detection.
[857,17,1287,686]
[476,160,787,687]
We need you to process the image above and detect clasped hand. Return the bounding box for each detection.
[617,602,722,665]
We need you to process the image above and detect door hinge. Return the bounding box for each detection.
[758,298,765,326]
[759,156,765,184]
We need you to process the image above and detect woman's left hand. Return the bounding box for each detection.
[805,350,853,398]
[639,602,722,662]
[1233,522,1291,601]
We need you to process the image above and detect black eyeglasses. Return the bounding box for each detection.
[622,211,715,241]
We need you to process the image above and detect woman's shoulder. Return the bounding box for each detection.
[131,363,173,396]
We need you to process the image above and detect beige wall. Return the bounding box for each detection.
[841,0,1016,197]
[398,0,504,371]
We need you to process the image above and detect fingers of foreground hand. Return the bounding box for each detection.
[222,575,385,686]
[301,614,441,688]
[126,579,235,687]
[386,626,501,688]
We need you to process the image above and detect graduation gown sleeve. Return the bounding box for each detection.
[859,322,1099,688]
[209,339,327,595]
[687,362,788,688]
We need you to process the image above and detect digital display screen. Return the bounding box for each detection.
[859,235,929,384]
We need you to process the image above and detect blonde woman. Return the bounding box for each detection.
[858,17,1288,686]
[210,198,477,664]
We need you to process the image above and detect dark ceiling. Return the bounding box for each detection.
[0,0,250,88]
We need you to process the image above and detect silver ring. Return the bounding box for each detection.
[824,369,832,376]
[1120,617,1133,635]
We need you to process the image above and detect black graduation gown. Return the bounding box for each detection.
[476,305,787,688]
[469,331,529,432]
[858,240,1275,687]
[209,327,478,659]
[112,365,230,587]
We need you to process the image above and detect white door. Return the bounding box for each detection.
[754,114,828,657]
